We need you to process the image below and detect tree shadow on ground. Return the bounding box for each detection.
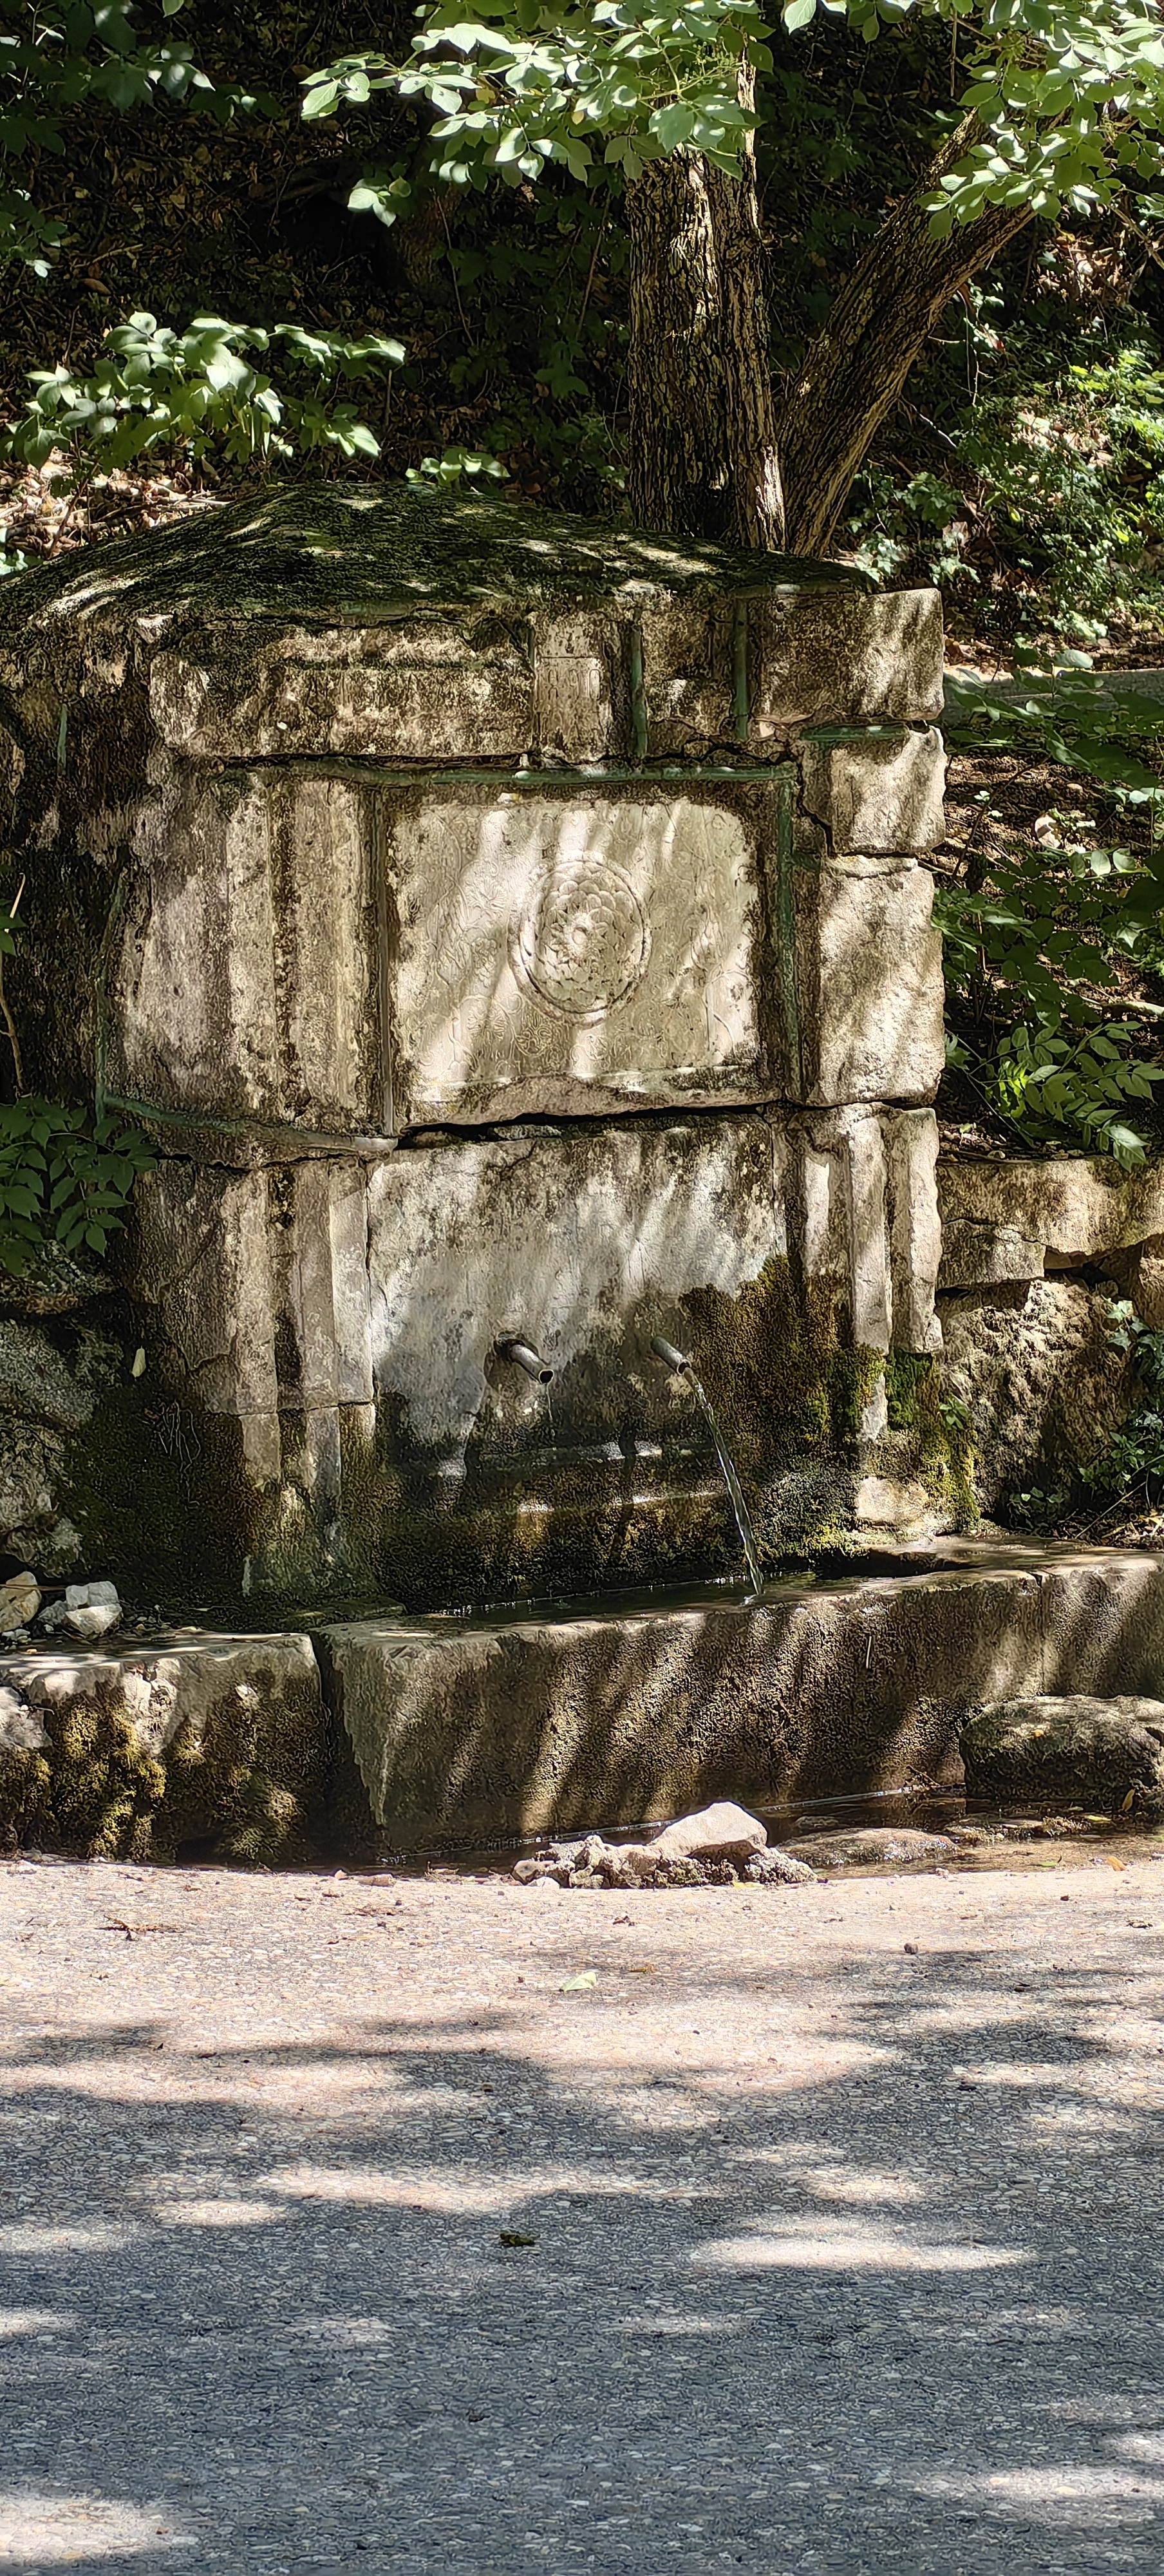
[2,1915,1164,2572]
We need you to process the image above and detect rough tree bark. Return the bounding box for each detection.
[776,117,1033,558]
[625,68,785,551]
[626,108,1035,560]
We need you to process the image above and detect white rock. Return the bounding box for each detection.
[641,1801,767,1866]
[0,1573,40,1633]
[63,1602,122,1641]
[65,1580,120,1610]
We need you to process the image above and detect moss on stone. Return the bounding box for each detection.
[0,1748,52,1850]
[1,1651,327,1864]
[63,1378,267,1610]
[886,1349,977,1522]
[0,484,867,654]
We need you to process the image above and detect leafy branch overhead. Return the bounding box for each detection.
[0,0,276,274]
[301,0,1164,223]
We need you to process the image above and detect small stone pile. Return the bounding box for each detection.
[512,1801,816,1891]
[0,1573,122,1645]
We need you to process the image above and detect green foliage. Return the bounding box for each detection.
[940,673,1164,1166]
[301,1,771,188]
[0,1101,155,1277]
[300,0,1164,234]
[1008,1476,1070,1529]
[1079,1298,1164,1504]
[0,890,154,1274]
[0,0,273,272]
[406,443,507,484]
[848,325,1164,641]
[5,310,402,472]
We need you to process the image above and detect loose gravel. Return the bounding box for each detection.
[3,1845,1164,2572]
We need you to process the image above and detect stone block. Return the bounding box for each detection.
[322,1559,1056,1848]
[380,777,944,1125]
[938,1153,1164,1265]
[938,1280,1132,1511]
[0,1630,326,1860]
[149,621,536,762]
[1116,1233,1164,1329]
[961,1690,1164,1806]
[363,1108,939,1472]
[795,860,944,1108]
[131,1160,277,1416]
[382,779,771,1124]
[797,726,946,853]
[113,767,380,1133]
[885,1108,943,1354]
[1036,1553,1164,1700]
[270,1161,373,1411]
[751,589,944,730]
[365,1114,791,1459]
[639,605,735,752]
[534,612,626,761]
[938,1218,1044,1291]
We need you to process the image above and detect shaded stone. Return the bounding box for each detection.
[1114,1232,1164,1329]
[961,1694,1164,1807]
[782,1826,954,1868]
[798,726,946,853]
[0,1320,99,1434]
[937,1218,1045,1293]
[937,1279,1131,1512]
[321,1558,1082,1850]
[0,1631,327,1861]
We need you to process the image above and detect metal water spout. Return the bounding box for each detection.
[650,1334,764,1602]
[496,1337,554,1384]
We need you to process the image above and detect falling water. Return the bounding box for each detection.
[650,1336,765,1602]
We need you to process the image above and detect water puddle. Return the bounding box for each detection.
[370,1790,1164,1882]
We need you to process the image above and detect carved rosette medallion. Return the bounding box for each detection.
[510,859,650,1023]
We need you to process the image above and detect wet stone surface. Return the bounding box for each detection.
[4,1847,1164,2571]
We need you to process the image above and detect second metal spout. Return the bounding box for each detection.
[650,1334,691,1374]
[497,1337,554,1384]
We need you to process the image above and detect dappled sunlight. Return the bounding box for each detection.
[0,2309,76,2336]
[0,2490,194,2559]
[0,2221,138,2255]
[152,2199,282,2228]
[793,2162,928,2205]
[6,1863,1164,2567]
[917,2457,1164,2524]
[691,2219,1028,2273]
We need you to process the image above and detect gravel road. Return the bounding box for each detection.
[3,1843,1164,2573]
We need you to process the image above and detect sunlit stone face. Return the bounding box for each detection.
[383,789,764,1126]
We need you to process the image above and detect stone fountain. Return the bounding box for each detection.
[0,482,953,1612]
[1,485,1159,1861]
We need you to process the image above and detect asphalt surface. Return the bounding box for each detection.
[3,1843,1164,2573]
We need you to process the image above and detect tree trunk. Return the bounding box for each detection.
[778,117,1033,559]
[625,70,784,551]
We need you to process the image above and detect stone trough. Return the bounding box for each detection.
[2,1542,1163,1861]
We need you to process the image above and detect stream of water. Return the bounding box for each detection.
[684,1371,765,1600]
